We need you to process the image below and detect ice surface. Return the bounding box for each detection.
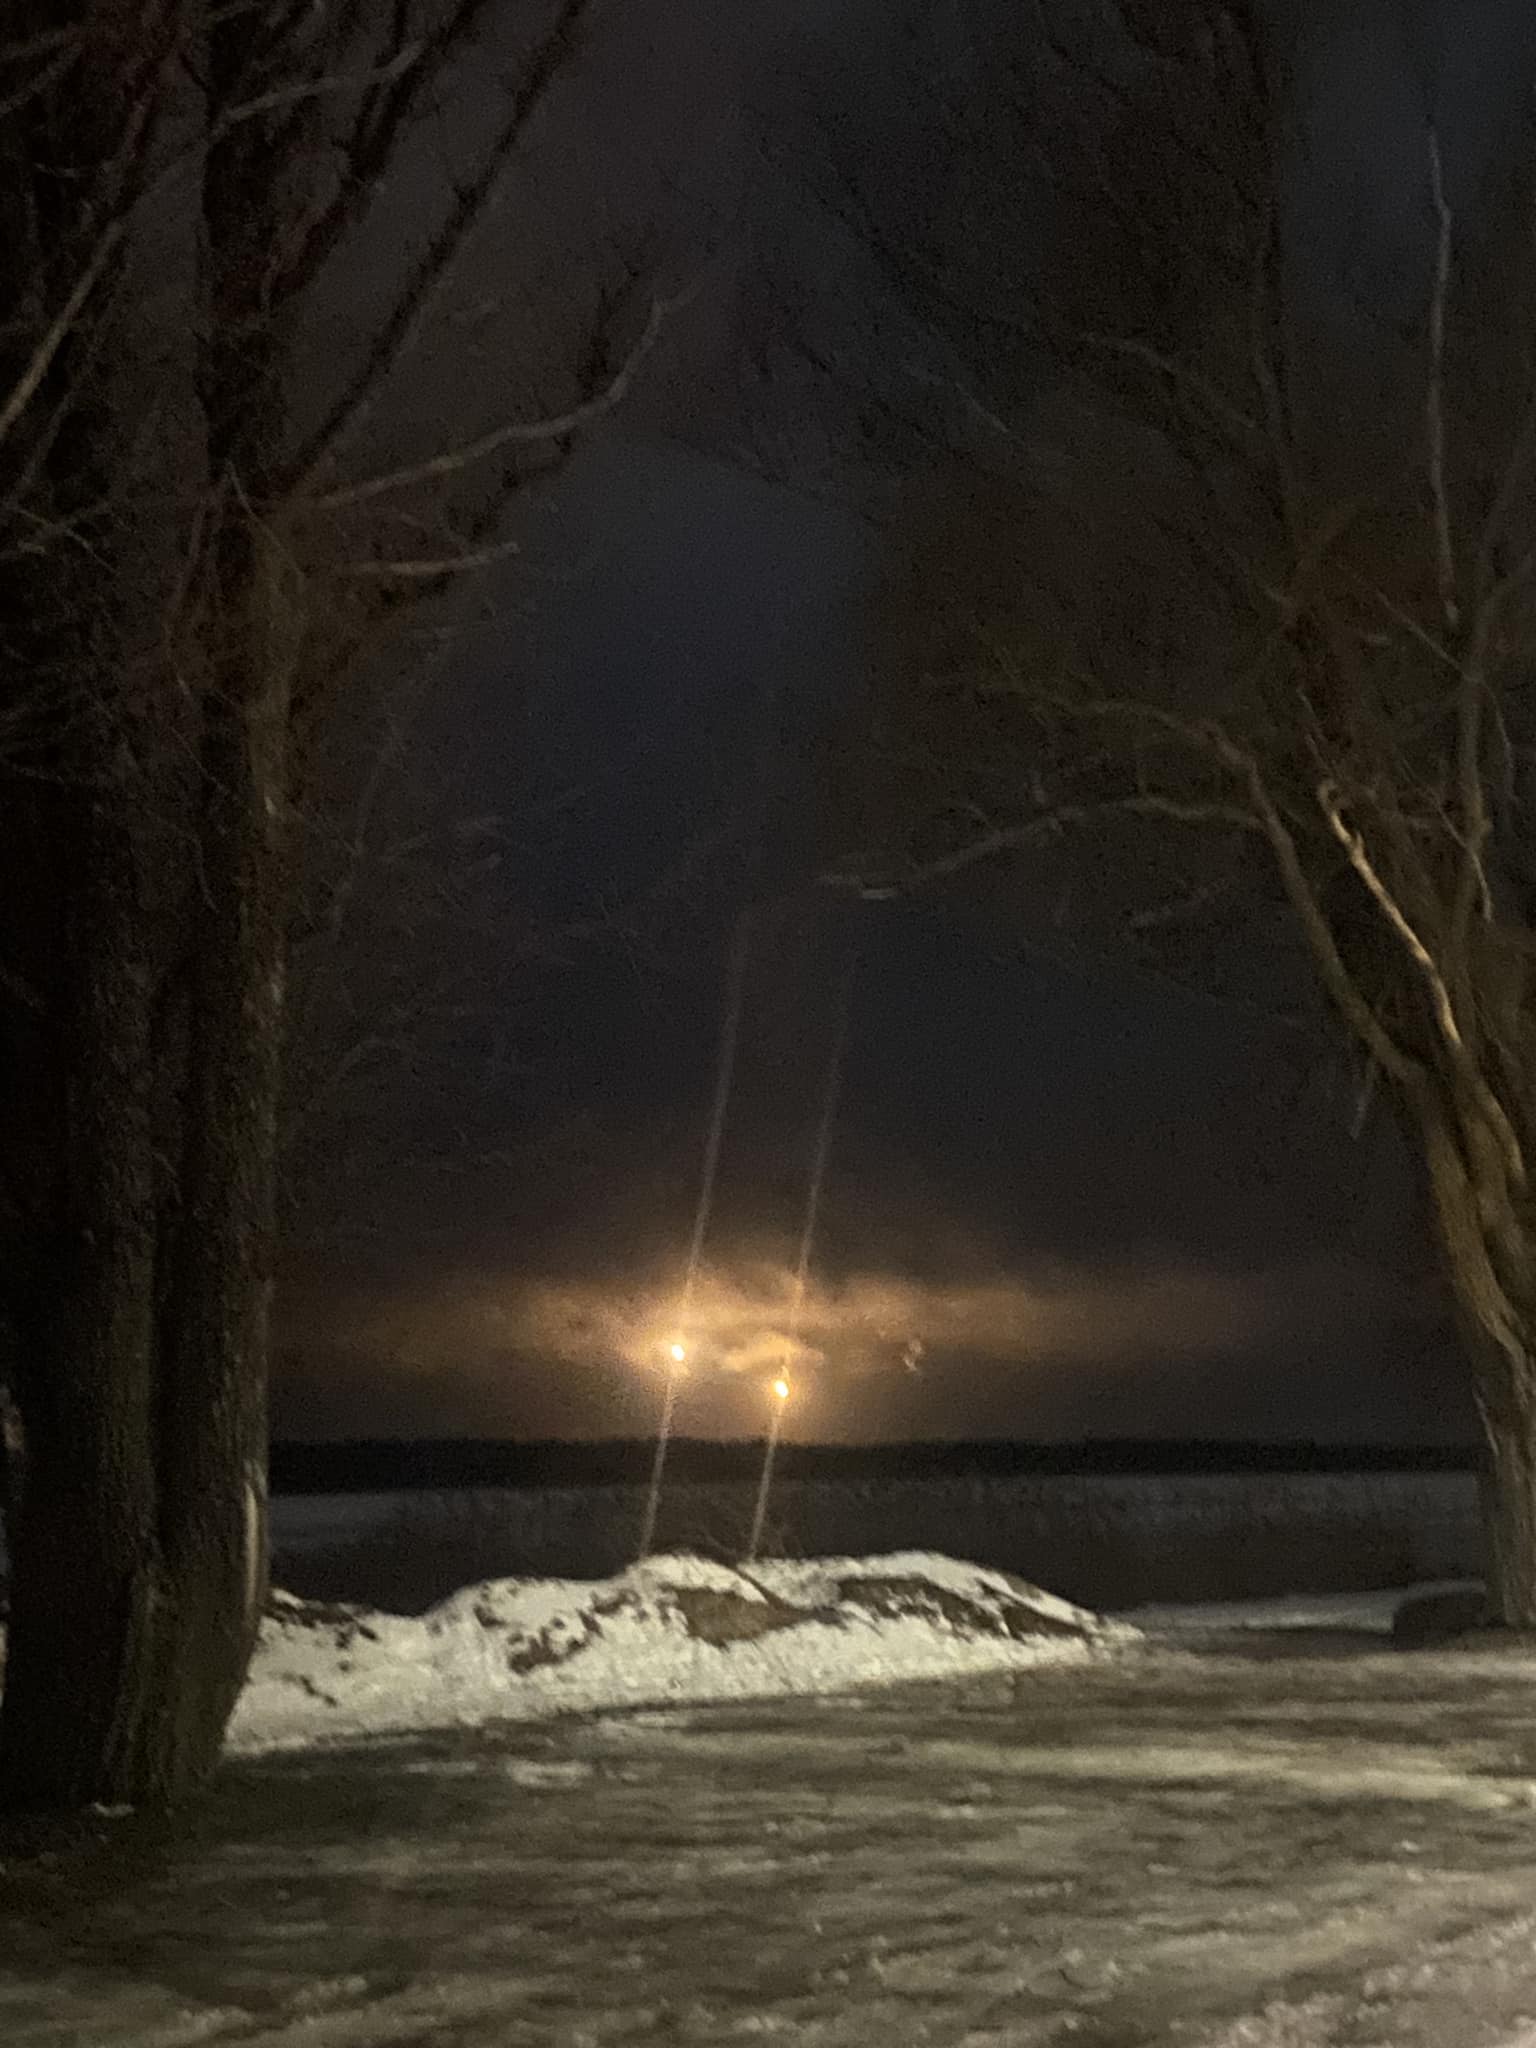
[8,1603,1536,2045]
[266,1471,1484,1599]
[1127,1579,1485,1635]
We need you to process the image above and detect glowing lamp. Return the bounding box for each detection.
[772,1377,790,1401]
[668,1341,687,1364]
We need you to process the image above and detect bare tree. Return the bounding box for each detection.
[781,4,1536,1622]
[0,0,684,1809]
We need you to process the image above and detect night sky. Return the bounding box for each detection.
[272,1,1534,1450]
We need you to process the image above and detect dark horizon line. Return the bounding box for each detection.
[269,1434,1484,1495]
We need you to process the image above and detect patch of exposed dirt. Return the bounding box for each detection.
[671,1584,819,1645]
[505,1589,639,1674]
[835,1573,1087,1639]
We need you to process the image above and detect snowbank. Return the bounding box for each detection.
[228,1550,1136,1753]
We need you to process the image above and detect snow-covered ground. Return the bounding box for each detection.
[232,1551,1133,1752]
[7,1557,1536,2045]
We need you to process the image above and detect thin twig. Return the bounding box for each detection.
[307,285,691,513]
[887,796,1261,887]
[280,0,593,495]
[1425,129,1459,631]
[341,533,524,579]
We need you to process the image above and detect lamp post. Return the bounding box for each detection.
[745,1373,790,1563]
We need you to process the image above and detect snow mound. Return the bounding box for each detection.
[229,1552,1136,1754]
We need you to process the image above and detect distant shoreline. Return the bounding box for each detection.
[268,1436,1483,1496]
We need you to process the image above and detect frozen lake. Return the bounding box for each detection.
[270,1469,1486,1612]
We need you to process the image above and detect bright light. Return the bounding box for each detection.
[668,1341,687,1364]
[772,1377,790,1401]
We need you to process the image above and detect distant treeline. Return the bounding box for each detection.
[268,1436,1483,1495]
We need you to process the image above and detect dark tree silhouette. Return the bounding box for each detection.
[783,4,1536,1621]
[0,0,678,1810]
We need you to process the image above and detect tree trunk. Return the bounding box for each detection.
[1482,1392,1536,1630]
[0,537,290,1809]
[0,1376,262,1811]
[1420,1102,1536,1630]
[0,0,300,1808]
[0,1365,20,1565]
[0,892,280,1807]
[0,835,280,1808]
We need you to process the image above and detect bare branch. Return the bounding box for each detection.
[0,222,125,455]
[1221,758,1424,1090]
[0,39,77,120]
[1447,614,1494,964]
[1365,584,1461,673]
[1126,879,1235,933]
[1474,383,1536,597]
[1084,331,1263,452]
[340,533,525,580]
[1319,779,1523,1188]
[1318,780,1462,1048]
[266,0,501,310]
[0,38,432,464]
[1247,197,1300,538]
[943,653,1428,1088]
[1348,1055,1378,1140]
[207,44,425,131]
[280,0,594,495]
[0,26,80,62]
[876,796,1262,890]
[1425,129,1460,632]
[306,285,691,514]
